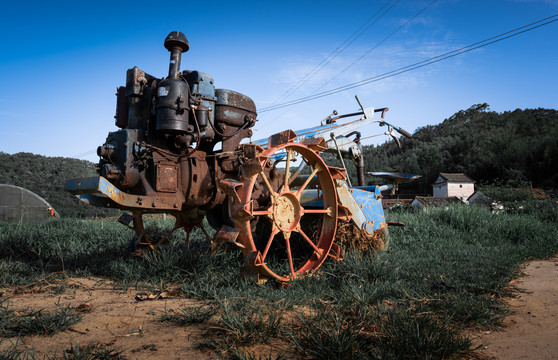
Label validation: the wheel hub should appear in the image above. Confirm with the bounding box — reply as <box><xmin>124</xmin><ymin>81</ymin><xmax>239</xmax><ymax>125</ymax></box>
<box><xmin>272</xmin><ymin>193</ymin><xmax>301</xmax><ymax>232</ymax></box>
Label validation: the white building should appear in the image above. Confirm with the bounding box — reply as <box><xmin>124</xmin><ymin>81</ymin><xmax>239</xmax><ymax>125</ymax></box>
<box><xmin>432</xmin><ymin>173</ymin><xmax>475</xmax><ymax>201</ymax></box>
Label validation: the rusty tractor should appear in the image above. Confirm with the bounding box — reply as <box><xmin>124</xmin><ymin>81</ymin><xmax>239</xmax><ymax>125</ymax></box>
<box><xmin>66</xmin><ymin>31</ymin><xmax>413</xmax><ymax>282</ymax></box>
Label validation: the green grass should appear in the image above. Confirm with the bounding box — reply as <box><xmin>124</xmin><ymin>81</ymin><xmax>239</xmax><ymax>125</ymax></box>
<box><xmin>1</xmin><ymin>195</ymin><xmax>557</xmax><ymax>358</ymax></box>
<box><xmin>0</xmin><ymin>299</ymin><xmax>82</xmax><ymax>338</ymax></box>
<box><xmin>63</xmin><ymin>342</ymin><xmax>124</xmax><ymax>360</ymax></box>
<box><xmin>157</xmin><ymin>304</ymin><xmax>216</xmax><ymax>325</ymax></box>
<box><xmin>217</xmin><ymin>298</ymin><xmax>287</xmax><ymax>346</ymax></box>
<box><xmin>0</xmin><ymin>338</ymin><xmax>39</xmax><ymax>360</ymax></box>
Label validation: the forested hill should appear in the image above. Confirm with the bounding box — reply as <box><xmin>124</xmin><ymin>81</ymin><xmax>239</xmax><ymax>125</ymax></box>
<box><xmin>363</xmin><ymin>104</ymin><xmax>558</xmax><ymax>191</ymax></box>
<box><xmin>0</xmin><ymin>152</ymin><xmax>117</xmax><ymax>218</ymax></box>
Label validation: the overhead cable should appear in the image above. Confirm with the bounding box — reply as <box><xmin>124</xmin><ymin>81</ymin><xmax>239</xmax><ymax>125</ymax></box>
<box><xmin>266</xmin><ymin>0</ymin><xmax>400</xmax><ymax>108</ymax></box>
<box><xmin>311</xmin><ymin>0</ymin><xmax>438</xmax><ymax>95</ymax></box>
<box><xmin>259</xmin><ymin>14</ymin><xmax>558</xmax><ymax>113</ymax></box>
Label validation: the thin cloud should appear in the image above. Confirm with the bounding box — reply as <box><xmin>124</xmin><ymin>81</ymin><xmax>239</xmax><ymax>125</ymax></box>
<box><xmin>262</xmin><ymin>38</ymin><xmax>465</xmax><ymax>108</ymax></box>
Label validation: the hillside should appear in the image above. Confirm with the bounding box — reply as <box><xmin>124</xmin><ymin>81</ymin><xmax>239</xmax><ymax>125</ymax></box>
<box><xmin>363</xmin><ymin>104</ymin><xmax>558</xmax><ymax>192</ymax></box>
<box><xmin>0</xmin><ymin>152</ymin><xmax>117</xmax><ymax>218</ymax></box>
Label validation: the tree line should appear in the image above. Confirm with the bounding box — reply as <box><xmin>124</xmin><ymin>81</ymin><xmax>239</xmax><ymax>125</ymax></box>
<box><xmin>361</xmin><ymin>104</ymin><xmax>558</xmax><ymax>193</ymax></box>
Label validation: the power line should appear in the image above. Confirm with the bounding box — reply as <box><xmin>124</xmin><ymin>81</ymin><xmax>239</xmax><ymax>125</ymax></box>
<box><xmin>266</xmin><ymin>0</ymin><xmax>400</xmax><ymax>109</ymax></box>
<box><xmin>71</xmin><ymin>149</ymin><xmax>97</xmax><ymax>159</ymax></box>
<box><xmin>311</xmin><ymin>0</ymin><xmax>438</xmax><ymax>95</ymax></box>
<box><xmin>257</xmin><ymin>0</ymin><xmax>405</xmax><ymax>132</ymax></box>
<box><xmin>259</xmin><ymin>13</ymin><xmax>558</xmax><ymax>113</ymax></box>
<box><xmin>261</xmin><ymin>14</ymin><xmax>558</xmax><ymax>112</ymax></box>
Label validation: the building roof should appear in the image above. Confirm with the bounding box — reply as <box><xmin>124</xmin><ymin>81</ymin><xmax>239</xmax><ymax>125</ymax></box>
<box><xmin>433</xmin><ymin>173</ymin><xmax>475</xmax><ymax>184</ymax></box>
<box><xmin>382</xmin><ymin>198</ymin><xmax>413</xmax><ymax>208</ymax></box>
<box><xmin>467</xmin><ymin>191</ymin><xmax>487</xmax><ymax>202</ymax></box>
<box><xmin>412</xmin><ymin>196</ymin><xmax>463</xmax><ymax>207</ymax></box>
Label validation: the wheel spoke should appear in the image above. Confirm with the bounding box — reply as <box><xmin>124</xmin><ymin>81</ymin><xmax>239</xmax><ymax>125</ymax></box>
<box><xmin>288</xmin><ymin>155</ymin><xmax>307</xmax><ymax>186</ymax></box>
<box><xmin>284</xmin><ymin>233</ymin><xmax>296</xmax><ymax>279</ymax></box>
<box><xmin>296</xmin><ymin>227</ymin><xmax>322</xmax><ymax>256</ymax></box>
<box><xmin>296</xmin><ymin>166</ymin><xmax>320</xmax><ymax>196</ymax></box>
<box><xmin>261</xmin><ymin>226</ymin><xmax>279</xmax><ymax>262</ymax></box>
<box><xmin>258</xmin><ymin>169</ymin><xmax>276</xmax><ymax>196</ymax></box>
<box><xmin>283</xmin><ymin>150</ymin><xmax>292</xmax><ymax>192</ymax></box>
<box><xmin>302</xmin><ymin>208</ymin><xmax>329</xmax><ymax>214</ymax></box>
<box><xmin>251</xmin><ymin>209</ymin><xmax>272</xmax><ymax>216</ymax></box>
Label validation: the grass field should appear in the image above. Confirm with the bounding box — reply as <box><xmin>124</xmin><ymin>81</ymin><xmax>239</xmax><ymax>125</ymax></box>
<box><xmin>1</xmin><ymin>190</ymin><xmax>557</xmax><ymax>359</ymax></box>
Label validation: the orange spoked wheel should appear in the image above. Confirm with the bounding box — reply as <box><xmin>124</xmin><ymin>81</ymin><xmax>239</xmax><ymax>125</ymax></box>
<box><xmin>235</xmin><ymin>142</ymin><xmax>338</xmax><ymax>282</ymax></box>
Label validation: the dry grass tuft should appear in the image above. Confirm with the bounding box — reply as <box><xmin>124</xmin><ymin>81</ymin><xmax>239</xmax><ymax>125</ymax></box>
<box><xmin>335</xmin><ymin>221</ymin><xmax>387</xmax><ymax>252</ymax></box>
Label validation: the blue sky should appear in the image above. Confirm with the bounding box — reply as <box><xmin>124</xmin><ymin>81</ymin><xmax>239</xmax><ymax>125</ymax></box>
<box><xmin>1</xmin><ymin>0</ymin><xmax>557</xmax><ymax>161</ymax></box>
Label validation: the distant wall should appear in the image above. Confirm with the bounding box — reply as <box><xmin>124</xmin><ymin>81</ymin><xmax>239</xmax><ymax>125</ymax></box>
<box><xmin>433</xmin><ymin>183</ymin><xmax>474</xmax><ymax>200</ymax></box>
<box><xmin>433</xmin><ymin>184</ymin><xmax>448</xmax><ymax>197</ymax></box>
<box><xmin>447</xmin><ymin>183</ymin><xmax>475</xmax><ymax>200</ymax></box>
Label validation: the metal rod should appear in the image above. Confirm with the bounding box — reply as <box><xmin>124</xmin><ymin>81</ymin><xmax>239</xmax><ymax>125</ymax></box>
<box><xmin>330</xmin><ymin>132</ymin><xmax>351</xmax><ymax>187</ymax></box>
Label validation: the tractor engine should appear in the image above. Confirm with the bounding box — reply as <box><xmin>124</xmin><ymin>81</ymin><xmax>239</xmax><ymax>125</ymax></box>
<box><xmin>96</xmin><ymin>31</ymin><xmax>257</xmax><ymax>226</ymax></box>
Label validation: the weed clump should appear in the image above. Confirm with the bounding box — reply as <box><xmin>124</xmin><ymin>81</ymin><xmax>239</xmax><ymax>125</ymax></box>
<box><xmin>217</xmin><ymin>299</ymin><xmax>286</xmax><ymax>346</ymax></box>
<box><xmin>64</xmin><ymin>341</ymin><xmax>124</xmax><ymax>359</ymax></box>
<box><xmin>188</xmin><ymin>299</ymin><xmax>291</xmax><ymax>358</ymax></box>
<box><xmin>0</xmin><ymin>299</ymin><xmax>82</xmax><ymax>337</ymax></box>
<box><xmin>374</xmin><ymin>304</ymin><xmax>475</xmax><ymax>359</ymax></box>
<box><xmin>286</xmin><ymin>303</ymin><xmax>376</xmax><ymax>360</ymax></box>
<box><xmin>157</xmin><ymin>304</ymin><xmax>216</xmax><ymax>325</ymax></box>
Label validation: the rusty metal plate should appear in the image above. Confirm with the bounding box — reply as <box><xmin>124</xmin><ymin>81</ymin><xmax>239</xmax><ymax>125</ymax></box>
<box><xmin>300</xmin><ymin>137</ymin><xmax>327</xmax><ymax>152</ymax></box>
<box><xmin>220</xmin><ymin>178</ymin><xmax>243</xmax><ymax>202</ymax></box>
<box><xmin>242</xmin><ymin>158</ymin><xmax>263</xmax><ymax>178</ymax></box>
<box><xmin>214</xmin><ymin>224</ymin><xmax>245</xmax><ymax>249</ymax></box>
<box><xmin>156</xmin><ymin>164</ymin><xmax>179</xmax><ymax>192</ymax></box>
<box><xmin>328</xmin><ymin>242</ymin><xmax>343</xmax><ymax>260</ymax></box>
<box><xmin>240</xmin><ymin>143</ymin><xmax>264</xmax><ymax>159</ymax></box>
<box><xmin>328</xmin><ymin>166</ymin><xmax>347</xmax><ymax>180</ymax></box>
<box><xmin>268</xmin><ymin>129</ymin><xmax>297</xmax><ymax>148</ymax></box>
<box><xmin>231</xmin><ymin>204</ymin><xmax>255</xmax><ymax>223</ymax></box>
<box><xmin>66</xmin><ymin>176</ymin><xmax>182</xmax><ymax>210</ymax></box>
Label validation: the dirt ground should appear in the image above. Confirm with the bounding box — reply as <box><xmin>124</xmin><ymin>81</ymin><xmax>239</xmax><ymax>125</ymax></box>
<box><xmin>474</xmin><ymin>256</ymin><xmax>558</xmax><ymax>360</ymax></box>
<box><xmin>0</xmin><ymin>278</ymin><xmax>216</xmax><ymax>359</ymax></box>
<box><xmin>1</xmin><ymin>257</ymin><xmax>557</xmax><ymax>359</ymax></box>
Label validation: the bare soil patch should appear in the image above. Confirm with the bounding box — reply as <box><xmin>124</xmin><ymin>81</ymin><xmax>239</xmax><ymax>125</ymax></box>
<box><xmin>473</xmin><ymin>257</ymin><xmax>558</xmax><ymax>359</ymax></box>
<box><xmin>1</xmin><ymin>278</ymin><xmax>213</xmax><ymax>359</ymax></box>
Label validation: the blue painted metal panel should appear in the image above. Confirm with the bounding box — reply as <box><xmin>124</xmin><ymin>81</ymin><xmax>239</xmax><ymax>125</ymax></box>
<box><xmin>350</xmin><ymin>187</ymin><xmax>385</xmax><ymax>230</ymax></box>
<box><xmin>300</xmin><ymin>184</ymin><xmax>385</xmax><ymax>231</ymax></box>
<box><xmin>299</xmin><ymin>189</ymin><xmax>323</xmax><ymax>208</ymax></box>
